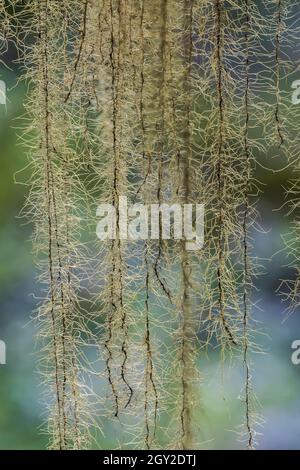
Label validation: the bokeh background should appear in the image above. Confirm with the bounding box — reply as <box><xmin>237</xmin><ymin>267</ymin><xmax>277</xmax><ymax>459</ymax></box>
<box><xmin>1</xmin><ymin>8</ymin><xmax>300</xmax><ymax>451</ymax></box>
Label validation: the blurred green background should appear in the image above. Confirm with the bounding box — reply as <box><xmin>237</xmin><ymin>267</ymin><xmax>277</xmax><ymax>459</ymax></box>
<box><xmin>1</xmin><ymin>15</ymin><xmax>300</xmax><ymax>451</ymax></box>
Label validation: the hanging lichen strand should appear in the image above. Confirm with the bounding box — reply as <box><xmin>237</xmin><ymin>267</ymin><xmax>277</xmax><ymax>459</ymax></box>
<box><xmin>94</xmin><ymin>0</ymin><xmax>135</xmax><ymax>419</ymax></box>
<box><xmin>278</xmin><ymin>1</ymin><xmax>300</xmax><ymax>316</ymax></box>
<box><xmin>21</xmin><ymin>0</ymin><xmax>96</xmax><ymax>449</ymax></box>
<box><xmin>8</xmin><ymin>0</ymin><xmax>299</xmax><ymax>451</ymax></box>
